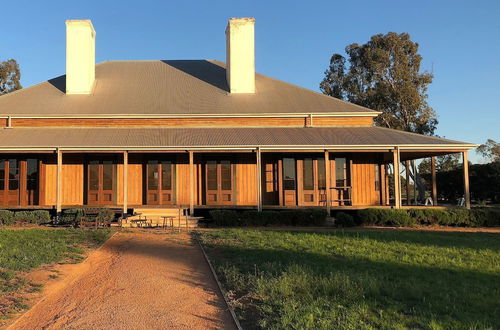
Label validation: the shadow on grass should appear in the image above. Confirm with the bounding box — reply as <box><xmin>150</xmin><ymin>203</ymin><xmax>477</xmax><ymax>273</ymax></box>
<box><xmin>200</xmin><ymin>231</ymin><xmax>500</xmax><ymax>328</ymax></box>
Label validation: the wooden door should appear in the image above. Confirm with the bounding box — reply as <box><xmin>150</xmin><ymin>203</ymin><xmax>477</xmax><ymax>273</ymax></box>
<box><xmin>88</xmin><ymin>160</ymin><xmax>115</xmax><ymax>205</ymax></box>
<box><xmin>282</xmin><ymin>158</ymin><xmax>296</xmax><ymax>206</ymax></box>
<box><xmin>146</xmin><ymin>160</ymin><xmax>174</xmax><ymax>205</ymax></box>
<box><xmin>23</xmin><ymin>159</ymin><xmax>39</xmax><ymax>206</ymax></box>
<box><xmin>300</xmin><ymin>157</ymin><xmax>327</xmax><ymax>206</ymax></box>
<box><xmin>0</xmin><ymin>159</ymin><xmax>20</xmax><ymax>206</ymax></box>
<box><xmin>206</xmin><ymin>160</ymin><xmax>233</xmax><ymax>205</ymax></box>
<box><xmin>262</xmin><ymin>158</ymin><xmax>279</xmax><ymax>205</ymax></box>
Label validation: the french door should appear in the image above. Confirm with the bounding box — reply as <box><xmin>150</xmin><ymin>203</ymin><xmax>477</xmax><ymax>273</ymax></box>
<box><xmin>0</xmin><ymin>158</ymin><xmax>39</xmax><ymax>206</ymax></box>
<box><xmin>300</xmin><ymin>157</ymin><xmax>326</xmax><ymax>206</ymax></box>
<box><xmin>206</xmin><ymin>160</ymin><xmax>233</xmax><ymax>205</ymax></box>
<box><xmin>278</xmin><ymin>157</ymin><xmax>328</xmax><ymax>207</ymax></box>
<box><xmin>88</xmin><ymin>160</ymin><xmax>115</xmax><ymax>205</ymax></box>
<box><xmin>146</xmin><ymin>160</ymin><xmax>174</xmax><ymax>205</ymax></box>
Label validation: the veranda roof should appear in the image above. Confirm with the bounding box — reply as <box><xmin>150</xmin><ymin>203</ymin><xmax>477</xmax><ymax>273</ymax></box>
<box><xmin>0</xmin><ymin>127</ymin><xmax>475</xmax><ymax>151</ymax></box>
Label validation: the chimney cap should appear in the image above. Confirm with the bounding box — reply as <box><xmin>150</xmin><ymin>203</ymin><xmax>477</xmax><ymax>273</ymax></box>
<box><xmin>65</xmin><ymin>19</ymin><xmax>96</xmax><ymax>34</ymax></box>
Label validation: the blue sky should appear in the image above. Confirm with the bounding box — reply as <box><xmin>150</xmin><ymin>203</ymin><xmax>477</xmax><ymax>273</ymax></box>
<box><xmin>3</xmin><ymin>0</ymin><xmax>499</xmax><ymax>162</ymax></box>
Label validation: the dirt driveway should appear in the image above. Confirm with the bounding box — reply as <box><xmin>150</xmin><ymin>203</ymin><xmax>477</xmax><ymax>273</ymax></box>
<box><xmin>9</xmin><ymin>231</ymin><xmax>236</xmax><ymax>330</ymax></box>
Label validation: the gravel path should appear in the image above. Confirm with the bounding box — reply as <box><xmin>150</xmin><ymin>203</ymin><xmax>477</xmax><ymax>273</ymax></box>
<box><xmin>10</xmin><ymin>231</ymin><xmax>236</xmax><ymax>329</ymax></box>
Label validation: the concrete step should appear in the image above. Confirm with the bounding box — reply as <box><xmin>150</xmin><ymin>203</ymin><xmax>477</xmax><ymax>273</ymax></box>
<box><xmin>133</xmin><ymin>208</ymin><xmax>184</xmax><ymax>215</ymax></box>
<box><xmin>122</xmin><ymin>217</ymin><xmax>200</xmax><ymax>228</ymax></box>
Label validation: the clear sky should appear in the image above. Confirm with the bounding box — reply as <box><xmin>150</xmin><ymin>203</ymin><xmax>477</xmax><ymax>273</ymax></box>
<box><xmin>3</xmin><ymin>0</ymin><xmax>499</xmax><ymax>162</ymax></box>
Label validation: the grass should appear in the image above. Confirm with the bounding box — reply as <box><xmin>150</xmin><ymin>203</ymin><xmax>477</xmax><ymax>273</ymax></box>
<box><xmin>0</xmin><ymin>228</ymin><xmax>113</xmax><ymax>319</ymax></box>
<box><xmin>198</xmin><ymin>229</ymin><xmax>500</xmax><ymax>329</ymax></box>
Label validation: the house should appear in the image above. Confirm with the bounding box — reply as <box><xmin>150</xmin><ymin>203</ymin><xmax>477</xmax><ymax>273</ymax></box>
<box><xmin>0</xmin><ymin>18</ymin><xmax>475</xmax><ymax>219</ymax></box>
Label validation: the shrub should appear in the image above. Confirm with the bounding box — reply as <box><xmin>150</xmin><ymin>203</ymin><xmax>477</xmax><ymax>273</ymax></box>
<box><xmin>357</xmin><ymin>209</ymin><xmax>415</xmax><ymax>227</ymax></box>
<box><xmin>30</xmin><ymin>210</ymin><xmax>51</xmax><ymax>224</ymax></box>
<box><xmin>407</xmin><ymin>209</ymin><xmax>450</xmax><ymax>226</ymax></box>
<box><xmin>96</xmin><ymin>208</ymin><xmax>115</xmax><ymax>223</ymax></box>
<box><xmin>335</xmin><ymin>212</ymin><xmax>356</xmax><ymax>227</ymax></box>
<box><xmin>0</xmin><ymin>210</ymin><xmax>14</xmax><ymax>225</ymax></box>
<box><xmin>60</xmin><ymin>208</ymin><xmax>84</xmax><ymax>226</ymax></box>
<box><xmin>472</xmin><ymin>209</ymin><xmax>500</xmax><ymax>227</ymax></box>
<box><xmin>12</xmin><ymin>210</ymin><xmax>51</xmax><ymax>225</ymax></box>
<box><xmin>210</xmin><ymin>209</ymin><xmax>328</xmax><ymax>227</ymax></box>
<box><xmin>357</xmin><ymin>208</ymin><xmax>500</xmax><ymax>228</ymax></box>
<box><xmin>210</xmin><ymin>210</ymin><xmax>241</xmax><ymax>226</ymax></box>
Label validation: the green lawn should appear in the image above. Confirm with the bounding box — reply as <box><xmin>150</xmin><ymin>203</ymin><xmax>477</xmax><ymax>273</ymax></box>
<box><xmin>198</xmin><ymin>229</ymin><xmax>500</xmax><ymax>329</ymax></box>
<box><xmin>0</xmin><ymin>228</ymin><xmax>113</xmax><ymax>319</ymax></box>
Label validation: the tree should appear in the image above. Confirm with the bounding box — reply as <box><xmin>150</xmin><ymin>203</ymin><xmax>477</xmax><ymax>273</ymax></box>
<box><xmin>418</xmin><ymin>153</ymin><xmax>461</xmax><ymax>174</ymax></box>
<box><xmin>0</xmin><ymin>59</ymin><xmax>22</xmax><ymax>95</ymax></box>
<box><xmin>320</xmin><ymin>32</ymin><xmax>437</xmax><ymax>135</ymax></box>
<box><xmin>477</xmin><ymin>139</ymin><xmax>500</xmax><ymax>163</ymax></box>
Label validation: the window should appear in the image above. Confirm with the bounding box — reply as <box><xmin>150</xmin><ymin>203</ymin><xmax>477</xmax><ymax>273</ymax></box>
<box><xmin>283</xmin><ymin>158</ymin><xmax>296</xmax><ymax>190</ymax></box>
<box><xmin>8</xmin><ymin>159</ymin><xmax>19</xmax><ymax>190</ymax></box>
<box><xmin>27</xmin><ymin>159</ymin><xmax>38</xmax><ymax>190</ymax></box>
<box><xmin>0</xmin><ymin>160</ymin><xmax>4</xmax><ymax>191</ymax></box>
<box><xmin>374</xmin><ymin>164</ymin><xmax>380</xmax><ymax>192</ymax></box>
<box><xmin>102</xmin><ymin>161</ymin><xmax>113</xmax><ymax>190</ymax></box>
<box><xmin>89</xmin><ymin>161</ymin><xmax>99</xmax><ymax>191</ymax></box>
<box><xmin>207</xmin><ymin>161</ymin><xmax>217</xmax><ymax>190</ymax></box>
<box><xmin>147</xmin><ymin>160</ymin><xmax>159</xmax><ymax>190</ymax></box>
<box><xmin>220</xmin><ymin>161</ymin><xmax>232</xmax><ymax>190</ymax></box>
<box><xmin>161</xmin><ymin>161</ymin><xmax>172</xmax><ymax>190</ymax></box>
<box><xmin>317</xmin><ymin>158</ymin><xmax>326</xmax><ymax>190</ymax></box>
<box><xmin>303</xmin><ymin>158</ymin><xmax>314</xmax><ymax>190</ymax></box>
<box><xmin>335</xmin><ymin>158</ymin><xmax>347</xmax><ymax>187</ymax></box>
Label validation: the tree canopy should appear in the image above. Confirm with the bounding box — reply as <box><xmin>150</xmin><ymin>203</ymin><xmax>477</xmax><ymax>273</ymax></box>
<box><xmin>0</xmin><ymin>59</ymin><xmax>22</xmax><ymax>96</ymax></box>
<box><xmin>477</xmin><ymin>139</ymin><xmax>500</xmax><ymax>163</ymax></box>
<box><xmin>320</xmin><ymin>32</ymin><xmax>437</xmax><ymax>135</ymax></box>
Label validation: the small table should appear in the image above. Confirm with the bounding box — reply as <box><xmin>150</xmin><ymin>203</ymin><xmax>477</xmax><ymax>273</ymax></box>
<box><xmin>161</xmin><ymin>216</ymin><xmax>175</xmax><ymax>229</ymax></box>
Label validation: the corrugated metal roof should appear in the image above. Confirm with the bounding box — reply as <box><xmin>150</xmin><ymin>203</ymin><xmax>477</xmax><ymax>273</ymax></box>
<box><xmin>0</xmin><ymin>60</ymin><xmax>375</xmax><ymax>116</ymax></box>
<box><xmin>0</xmin><ymin>127</ymin><xmax>474</xmax><ymax>149</ymax></box>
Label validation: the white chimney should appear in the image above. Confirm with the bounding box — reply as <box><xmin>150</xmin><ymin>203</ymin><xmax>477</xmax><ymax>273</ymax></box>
<box><xmin>225</xmin><ymin>18</ymin><xmax>255</xmax><ymax>94</ymax></box>
<box><xmin>65</xmin><ymin>20</ymin><xmax>96</xmax><ymax>94</ymax></box>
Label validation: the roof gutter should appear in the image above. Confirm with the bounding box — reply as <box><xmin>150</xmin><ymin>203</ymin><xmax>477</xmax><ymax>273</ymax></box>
<box><xmin>0</xmin><ymin>112</ymin><xmax>381</xmax><ymax>119</ymax></box>
<box><xmin>0</xmin><ymin>144</ymin><xmax>478</xmax><ymax>152</ymax></box>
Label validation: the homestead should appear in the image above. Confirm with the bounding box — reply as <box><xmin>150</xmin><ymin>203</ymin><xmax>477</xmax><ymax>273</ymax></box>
<box><xmin>0</xmin><ymin>18</ymin><xmax>475</xmax><ymax>216</ymax></box>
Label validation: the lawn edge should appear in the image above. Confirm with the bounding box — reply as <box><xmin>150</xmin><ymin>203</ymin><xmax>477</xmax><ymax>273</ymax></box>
<box><xmin>195</xmin><ymin>234</ymin><xmax>243</xmax><ymax>330</ymax></box>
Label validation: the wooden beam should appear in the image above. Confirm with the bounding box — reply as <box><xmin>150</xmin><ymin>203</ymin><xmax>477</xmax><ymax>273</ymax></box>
<box><xmin>56</xmin><ymin>149</ymin><xmax>62</xmax><ymax>213</ymax></box>
<box><xmin>393</xmin><ymin>148</ymin><xmax>401</xmax><ymax>209</ymax></box>
<box><xmin>324</xmin><ymin>150</ymin><xmax>331</xmax><ymax>214</ymax></box>
<box><xmin>380</xmin><ymin>164</ymin><xmax>386</xmax><ymax>205</ymax></box>
<box><xmin>431</xmin><ymin>157</ymin><xmax>437</xmax><ymax>206</ymax></box>
<box><xmin>256</xmin><ymin>147</ymin><xmax>262</xmax><ymax>211</ymax></box>
<box><xmin>123</xmin><ymin>151</ymin><xmax>128</xmax><ymax>214</ymax></box>
<box><xmin>462</xmin><ymin>151</ymin><xmax>470</xmax><ymax>209</ymax></box>
<box><xmin>189</xmin><ymin>151</ymin><xmax>194</xmax><ymax>215</ymax></box>
<box><xmin>405</xmin><ymin>160</ymin><xmax>411</xmax><ymax>206</ymax></box>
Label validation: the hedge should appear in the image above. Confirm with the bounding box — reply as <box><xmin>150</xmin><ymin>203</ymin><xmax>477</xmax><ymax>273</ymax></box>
<box><xmin>0</xmin><ymin>210</ymin><xmax>52</xmax><ymax>225</ymax></box>
<box><xmin>335</xmin><ymin>212</ymin><xmax>356</xmax><ymax>227</ymax></box>
<box><xmin>59</xmin><ymin>208</ymin><xmax>85</xmax><ymax>226</ymax></box>
<box><xmin>58</xmin><ymin>208</ymin><xmax>115</xmax><ymax>226</ymax></box>
<box><xmin>0</xmin><ymin>210</ymin><xmax>14</xmax><ymax>225</ymax></box>
<box><xmin>356</xmin><ymin>208</ymin><xmax>500</xmax><ymax>227</ymax></box>
<box><xmin>209</xmin><ymin>209</ymin><xmax>328</xmax><ymax>227</ymax></box>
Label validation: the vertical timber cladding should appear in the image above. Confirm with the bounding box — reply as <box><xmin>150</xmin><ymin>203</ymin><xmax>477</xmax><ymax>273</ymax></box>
<box><xmin>350</xmin><ymin>153</ymin><xmax>382</xmax><ymax>206</ymax></box>
<box><xmin>235</xmin><ymin>153</ymin><xmax>257</xmax><ymax>206</ymax></box>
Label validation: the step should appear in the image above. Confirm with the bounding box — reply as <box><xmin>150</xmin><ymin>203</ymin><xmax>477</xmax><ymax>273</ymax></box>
<box><xmin>133</xmin><ymin>208</ymin><xmax>185</xmax><ymax>216</ymax></box>
<box><xmin>122</xmin><ymin>217</ymin><xmax>200</xmax><ymax>228</ymax></box>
